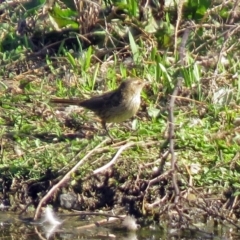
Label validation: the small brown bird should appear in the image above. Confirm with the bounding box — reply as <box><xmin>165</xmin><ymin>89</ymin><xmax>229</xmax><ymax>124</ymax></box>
<box><xmin>50</xmin><ymin>78</ymin><xmax>146</xmax><ymax>134</ymax></box>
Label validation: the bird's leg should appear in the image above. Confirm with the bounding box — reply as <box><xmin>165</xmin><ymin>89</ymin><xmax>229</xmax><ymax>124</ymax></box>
<box><xmin>102</xmin><ymin>121</ymin><xmax>114</xmax><ymax>142</ymax></box>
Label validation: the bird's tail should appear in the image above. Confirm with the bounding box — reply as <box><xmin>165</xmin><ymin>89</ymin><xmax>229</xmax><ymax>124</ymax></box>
<box><xmin>50</xmin><ymin>98</ymin><xmax>82</xmax><ymax>105</ymax></box>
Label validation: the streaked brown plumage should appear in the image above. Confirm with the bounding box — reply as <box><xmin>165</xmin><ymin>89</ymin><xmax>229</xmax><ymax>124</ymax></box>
<box><xmin>50</xmin><ymin>78</ymin><xmax>146</xmax><ymax>133</ymax></box>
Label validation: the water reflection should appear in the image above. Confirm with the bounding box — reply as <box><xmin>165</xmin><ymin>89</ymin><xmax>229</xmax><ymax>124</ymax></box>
<box><xmin>0</xmin><ymin>211</ymin><xmax>232</xmax><ymax>239</ymax></box>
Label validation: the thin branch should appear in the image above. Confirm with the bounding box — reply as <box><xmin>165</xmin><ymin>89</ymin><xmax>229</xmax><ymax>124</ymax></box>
<box><xmin>34</xmin><ymin>138</ymin><xmax>110</xmax><ymax>220</ymax></box>
<box><xmin>93</xmin><ymin>140</ymin><xmax>157</xmax><ymax>175</ymax></box>
<box><xmin>76</xmin><ymin>215</ymin><xmax>126</xmax><ymax>230</ymax></box>
<box><xmin>169</xmin><ymin>27</ymin><xmax>190</xmax><ymax>203</ymax></box>
<box><xmin>174</xmin><ymin>0</ymin><xmax>184</xmax><ymax>55</ymax></box>
<box><xmin>93</xmin><ymin>142</ymin><xmax>134</xmax><ymax>175</ymax></box>
<box><xmin>168</xmin><ymin>77</ymin><xmax>182</xmax><ymax>203</ymax></box>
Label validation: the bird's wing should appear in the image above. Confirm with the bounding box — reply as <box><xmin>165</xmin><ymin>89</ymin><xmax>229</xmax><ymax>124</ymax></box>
<box><xmin>79</xmin><ymin>89</ymin><xmax>122</xmax><ymax>111</ymax></box>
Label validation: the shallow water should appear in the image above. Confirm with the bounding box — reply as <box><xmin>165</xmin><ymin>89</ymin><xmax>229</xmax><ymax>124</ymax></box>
<box><xmin>0</xmin><ymin>212</ymin><xmax>234</xmax><ymax>239</ymax></box>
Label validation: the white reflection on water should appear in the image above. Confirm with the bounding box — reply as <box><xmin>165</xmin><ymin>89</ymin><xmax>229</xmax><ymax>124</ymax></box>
<box><xmin>41</xmin><ymin>206</ymin><xmax>61</xmax><ymax>239</ymax></box>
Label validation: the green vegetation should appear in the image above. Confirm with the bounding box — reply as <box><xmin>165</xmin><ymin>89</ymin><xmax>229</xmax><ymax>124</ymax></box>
<box><xmin>0</xmin><ymin>0</ymin><xmax>240</xmax><ymax>229</ymax></box>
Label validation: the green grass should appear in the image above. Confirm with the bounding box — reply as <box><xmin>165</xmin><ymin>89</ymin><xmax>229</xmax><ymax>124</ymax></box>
<box><xmin>0</xmin><ymin>0</ymin><xmax>240</xmax><ymax>229</ymax></box>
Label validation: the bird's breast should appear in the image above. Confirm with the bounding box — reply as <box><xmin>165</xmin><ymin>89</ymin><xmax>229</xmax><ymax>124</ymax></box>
<box><xmin>103</xmin><ymin>93</ymin><xmax>141</xmax><ymax>123</ymax></box>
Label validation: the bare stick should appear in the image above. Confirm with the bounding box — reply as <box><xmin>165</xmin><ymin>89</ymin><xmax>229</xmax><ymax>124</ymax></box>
<box><xmin>93</xmin><ymin>141</ymin><xmax>134</xmax><ymax>175</ymax></box>
<box><xmin>174</xmin><ymin>0</ymin><xmax>184</xmax><ymax>55</ymax></box>
<box><xmin>168</xmin><ymin>78</ymin><xmax>182</xmax><ymax>203</ymax></box>
<box><xmin>34</xmin><ymin>138</ymin><xmax>110</xmax><ymax>220</ymax></box>
<box><xmin>169</xmin><ymin>28</ymin><xmax>190</xmax><ymax>203</ymax></box>
<box><xmin>76</xmin><ymin>215</ymin><xmax>126</xmax><ymax>230</ymax></box>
